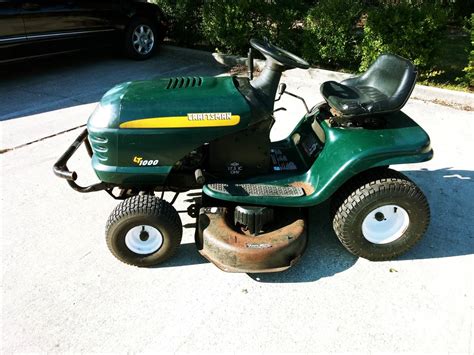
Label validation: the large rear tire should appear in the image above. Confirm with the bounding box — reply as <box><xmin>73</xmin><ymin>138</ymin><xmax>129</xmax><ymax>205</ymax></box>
<box><xmin>332</xmin><ymin>169</ymin><xmax>430</xmax><ymax>261</ymax></box>
<box><xmin>106</xmin><ymin>195</ymin><xmax>182</xmax><ymax>267</ymax></box>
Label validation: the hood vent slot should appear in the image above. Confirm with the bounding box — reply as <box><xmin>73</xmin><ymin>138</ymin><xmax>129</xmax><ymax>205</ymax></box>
<box><xmin>166</xmin><ymin>77</ymin><xmax>203</xmax><ymax>90</ymax></box>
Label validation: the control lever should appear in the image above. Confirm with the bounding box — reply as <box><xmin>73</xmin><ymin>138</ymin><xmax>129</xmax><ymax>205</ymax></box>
<box><xmin>358</xmin><ymin>101</ymin><xmax>373</xmax><ymax>113</ymax></box>
<box><xmin>275</xmin><ymin>83</ymin><xmax>287</xmax><ymax>102</ymax></box>
<box><xmin>195</xmin><ymin>169</ymin><xmax>205</xmax><ymax>185</ymax></box>
<box><xmin>275</xmin><ymin>83</ymin><xmax>310</xmax><ymax>114</ymax></box>
<box><xmin>247</xmin><ymin>48</ymin><xmax>254</xmax><ymax>80</ymax></box>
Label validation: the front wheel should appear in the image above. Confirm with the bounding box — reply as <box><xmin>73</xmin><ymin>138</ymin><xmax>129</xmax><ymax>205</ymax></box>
<box><xmin>124</xmin><ymin>17</ymin><xmax>160</xmax><ymax>60</ymax></box>
<box><xmin>332</xmin><ymin>169</ymin><xmax>430</xmax><ymax>261</ymax></box>
<box><xmin>106</xmin><ymin>195</ymin><xmax>182</xmax><ymax>267</ymax></box>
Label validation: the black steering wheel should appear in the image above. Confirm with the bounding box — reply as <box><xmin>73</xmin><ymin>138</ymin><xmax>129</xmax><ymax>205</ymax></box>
<box><xmin>250</xmin><ymin>38</ymin><xmax>310</xmax><ymax>70</ymax></box>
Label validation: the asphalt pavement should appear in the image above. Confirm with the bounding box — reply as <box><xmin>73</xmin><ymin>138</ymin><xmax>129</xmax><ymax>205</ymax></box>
<box><xmin>1</xmin><ymin>46</ymin><xmax>473</xmax><ymax>353</ymax></box>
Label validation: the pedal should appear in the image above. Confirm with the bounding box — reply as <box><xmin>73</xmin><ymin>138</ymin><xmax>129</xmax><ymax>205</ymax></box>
<box><xmin>206</xmin><ymin>183</ymin><xmax>304</xmax><ymax>197</ymax></box>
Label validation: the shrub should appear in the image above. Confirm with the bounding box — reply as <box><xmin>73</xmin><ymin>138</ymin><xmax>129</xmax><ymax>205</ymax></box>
<box><xmin>360</xmin><ymin>2</ymin><xmax>448</xmax><ymax>71</ymax></box>
<box><xmin>202</xmin><ymin>0</ymin><xmax>306</xmax><ymax>55</ymax></box>
<box><xmin>447</xmin><ymin>0</ymin><xmax>474</xmax><ymax>23</ymax></box>
<box><xmin>152</xmin><ymin>0</ymin><xmax>204</xmax><ymax>46</ymax></box>
<box><xmin>303</xmin><ymin>0</ymin><xmax>364</xmax><ymax>69</ymax></box>
<box><xmin>462</xmin><ymin>14</ymin><xmax>474</xmax><ymax>88</ymax></box>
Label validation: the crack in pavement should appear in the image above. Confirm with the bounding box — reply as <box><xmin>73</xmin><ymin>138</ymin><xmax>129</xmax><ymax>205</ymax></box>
<box><xmin>411</xmin><ymin>96</ymin><xmax>474</xmax><ymax>111</ymax></box>
<box><xmin>0</xmin><ymin>91</ymin><xmax>95</xmax><ymax>121</ymax></box>
<box><xmin>0</xmin><ymin>124</ymin><xmax>86</xmax><ymax>154</ymax></box>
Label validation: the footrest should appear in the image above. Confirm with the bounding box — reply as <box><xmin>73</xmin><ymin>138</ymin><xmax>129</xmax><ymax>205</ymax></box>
<box><xmin>206</xmin><ymin>183</ymin><xmax>304</xmax><ymax>197</ymax></box>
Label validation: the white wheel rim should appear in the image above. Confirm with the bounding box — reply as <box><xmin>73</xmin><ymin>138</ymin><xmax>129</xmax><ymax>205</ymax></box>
<box><xmin>132</xmin><ymin>25</ymin><xmax>155</xmax><ymax>55</ymax></box>
<box><xmin>362</xmin><ymin>205</ymin><xmax>409</xmax><ymax>244</ymax></box>
<box><xmin>125</xmin><ymin>225</ymin><xmax>163</xmax><ymax>255</ymax></box>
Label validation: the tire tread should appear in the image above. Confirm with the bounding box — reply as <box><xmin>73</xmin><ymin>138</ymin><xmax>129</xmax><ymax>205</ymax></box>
<box><xmin>332</xmin><ymin>168</ymin><xmax>430</xmax><ymax>261</ymax></box>
<box><xmin>105</xmin><ymin>195</ymin><xmax>182</xmax><ymax>266</ymax></box>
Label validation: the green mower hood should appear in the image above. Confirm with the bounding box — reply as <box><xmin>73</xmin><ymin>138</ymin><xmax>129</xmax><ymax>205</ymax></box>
<box><xmin>88</xmin><ymin>76</ymin><xmax>251</xmax><ymax>130</ymax></box>
<box><xmin>87</xmin><ymin>76</ymin><xmax>253</xmax><ymax>185</ymax></box>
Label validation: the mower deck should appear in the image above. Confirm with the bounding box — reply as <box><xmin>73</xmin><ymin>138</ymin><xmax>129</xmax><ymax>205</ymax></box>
<box><xmin>196</xmin><ymin>207</ymin><xmax>307</xmax><ymax>273</ymax></box>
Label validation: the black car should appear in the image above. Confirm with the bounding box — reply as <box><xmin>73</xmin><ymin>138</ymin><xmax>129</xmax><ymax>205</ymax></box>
<box><xmin>0</xmin><ymin>0</ymin><xmax>167</xmax><ymax>63</ymax></box>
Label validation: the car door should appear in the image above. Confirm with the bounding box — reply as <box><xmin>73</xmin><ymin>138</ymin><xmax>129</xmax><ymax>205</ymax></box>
<box><xmin>0</xmin><ymin>0</ymin><xmax>27</xmax><ymax>62</ymax></box>
<box><xmin>22</xmin><ymin>0</ymin><xmax>93</xmax><ymax>37</ymax></box>
<box><xmin>22</xmin><ymin>0</ymin><xmax>123</xmax><ymax>37</ymax></box>
<box><xmin>72</xmin><ymin>0</ymin><xmax>124</xmax><ymax>31</ymax></box>
<box><xmin>21</xmin><ymin>0</ymin><xmax>123</xmax><ymax>56</ymax></box>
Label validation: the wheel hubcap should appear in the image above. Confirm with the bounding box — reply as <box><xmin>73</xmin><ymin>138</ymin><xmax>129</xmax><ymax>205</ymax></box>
<box><xmin>132</xmin><ymin>25</ymin><xmax>155</xmax><ymax>55</ymax></box>
<box><xmin>362</xmin><ymin>205</ymin><xmax>409</xmax><ymax>244</ymax></box>
<box><xmin>125</xmin><ymin>225</ymin><xmax>163</xmax><ymax>254</ymax></box>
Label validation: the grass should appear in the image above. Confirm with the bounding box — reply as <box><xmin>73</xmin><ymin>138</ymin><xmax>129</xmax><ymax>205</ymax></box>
<box><xmin>418</xmin><ymin>27</ymin><xmax>471</xmax><ymax>92</ymax></box>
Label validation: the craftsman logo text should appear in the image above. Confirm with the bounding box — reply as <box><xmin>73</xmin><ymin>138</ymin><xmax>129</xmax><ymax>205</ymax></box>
<box><xmin>187</xmin><ymin>112</ymin><xmax>232</xmax><ymax>121</ymax></box>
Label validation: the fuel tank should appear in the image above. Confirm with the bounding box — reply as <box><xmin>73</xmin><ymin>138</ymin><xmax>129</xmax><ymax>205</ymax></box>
<box><xmin>87</xmin><ymin>76</ymin><xmax>261</xmax><ymax>186</ymax></box>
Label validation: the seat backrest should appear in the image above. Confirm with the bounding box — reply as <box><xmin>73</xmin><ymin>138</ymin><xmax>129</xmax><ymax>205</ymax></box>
<box><xmin>358</xmin><ymin>54</ymin><xmax>417</xmax><ymax>110</ymax></box>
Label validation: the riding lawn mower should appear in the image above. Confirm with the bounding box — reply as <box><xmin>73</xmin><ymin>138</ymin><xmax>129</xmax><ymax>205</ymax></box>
<box><xmin>54</xmin><ymin>39</ymin><xmax>432</xmax><ymax>272</ymax></box>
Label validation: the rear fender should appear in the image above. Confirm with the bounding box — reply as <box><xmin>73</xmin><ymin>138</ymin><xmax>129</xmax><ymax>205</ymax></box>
<box><xmin>203</xmin><ymin>111</ymin><xmax>432</xmax><ymax>207</ymax></box>
<box><xmin>305</xmin><ymin>115</ymin><xmax>432</xmax><ymax>204</ymax></box>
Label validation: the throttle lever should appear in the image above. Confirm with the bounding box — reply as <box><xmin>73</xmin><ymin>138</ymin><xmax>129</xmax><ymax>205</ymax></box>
<box><xmin>275</xmin><ymin>83</ymin><xmax>310</xmax><ymax>114</ymax></box>
<box><xmin>275</xmin><ymin>83</ymin><xmax>287</xmax><ymax>102</ymax></box>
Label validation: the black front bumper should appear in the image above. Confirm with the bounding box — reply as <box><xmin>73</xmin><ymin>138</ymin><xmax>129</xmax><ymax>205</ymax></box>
<box><xmin>53</xmin><ymin>129</ymin><xmax>109</xmax><ymax>193</ymax></box>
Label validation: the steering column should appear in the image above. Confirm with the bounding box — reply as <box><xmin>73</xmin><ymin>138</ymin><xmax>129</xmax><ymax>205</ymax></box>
<box><xmin>249</xmin><ymin>39</ymin><xmax>309</xmax><ymax>111</ymax></box>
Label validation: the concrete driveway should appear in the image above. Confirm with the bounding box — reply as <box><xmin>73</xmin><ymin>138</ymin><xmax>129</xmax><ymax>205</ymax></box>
<box><xmin>1</xmin><ymin>46</ymin><xmax>473</xmax><ymax>353</ymax></box>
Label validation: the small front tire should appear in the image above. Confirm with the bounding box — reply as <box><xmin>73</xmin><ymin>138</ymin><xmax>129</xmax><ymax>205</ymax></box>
<box><xmin>106</xmin><ymin>195</ymin><xmax>182</xmax><ymax>267</ymax></box>
<box><xmin>332</xmin><ymin>169</ymin><xmax>430</xmax><ymax>261</ymax></box>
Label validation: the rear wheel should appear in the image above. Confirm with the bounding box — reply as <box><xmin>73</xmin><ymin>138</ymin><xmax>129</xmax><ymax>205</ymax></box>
<box><xmin>332</xmin><ymin>169</ymin><xmax>430</xmax><ymax>260</ymax></box>
<box><xmin>106</xmin><ymin>195</ymin><xmax>182</xmax><ymax>267</ymax></box>
<box><xmin>124</xmin><ymin>17</ymin><xmax>159</xmax><ymax>60</ymax></box>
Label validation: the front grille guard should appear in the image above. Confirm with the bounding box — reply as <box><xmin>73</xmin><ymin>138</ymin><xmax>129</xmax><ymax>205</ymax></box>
<box><xmin>52</xmin><ymin>129</ymin><xmax>110</xmax><ymax>193</ymax></box>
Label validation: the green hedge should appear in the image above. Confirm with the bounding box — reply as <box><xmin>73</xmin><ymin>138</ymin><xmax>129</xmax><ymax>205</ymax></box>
<box><xmin>303</xmin><ymin>0</ymin><xmax>364</xmax><ymax>68</ymax></box>
<box><xmin>153</xmin><ymin>0</ymin><xmax>459</xmax><ymax>77</ymax></box>
<box><xmin>152</xmin><ymin>0</ymin><xmax>203</xmax><ymax>46</ymax></box>
<box><xmin>360</xmin><ymin>3</ymin><xmax>448</xmax><ymax>71</ymax></box>
<box><xmin>462</xmin><ymin>14</ymin><xmax>474</xmax><ymax>87</ymax></box>
<box><xmin>201</xmin><ymin>0</ymin><xmax>306</xmax><ymax>55</ymax></box>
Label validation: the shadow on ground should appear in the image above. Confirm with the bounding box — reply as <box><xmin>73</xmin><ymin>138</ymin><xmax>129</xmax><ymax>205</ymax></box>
<box><xmin>0</xmin><ymin>45</ymin><xmax>227</xmax><ymax>121</ymax></box>
<box><xmin>254</xmin><ymin>167</ymin><xmax>474</xmax><ymax>283</ymax></box>
<box><xmin>159</xmin><ymin>168</ymin><xmax>474</xmax><ymax>283</ymax></box>
<box><xmin>249</xmin><ymin>201</ymin><xmax>357</xmax><ymax>283</ymax></box>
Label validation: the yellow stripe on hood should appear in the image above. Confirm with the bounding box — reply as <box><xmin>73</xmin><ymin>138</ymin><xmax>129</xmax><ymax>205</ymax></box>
<box><xmin>120</xmin><ymin>114</ymin><xmax>241</xmax><ymax>129</ymax></box>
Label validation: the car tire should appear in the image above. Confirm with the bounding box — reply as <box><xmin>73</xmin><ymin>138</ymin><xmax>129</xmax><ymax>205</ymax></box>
<box><xmin>124</xmin><ymin>17</ymin><xmax>160</xmax><ymax>60</ymax></box>
<box><xmin>332</xmin><ymin>168</ymin><xmax>430</xmax><ymax>261</ymax></box>
<box><xmin>106</xmin><ymin>195</ymin><xmax>182</xmax><ymax>267</ymax></box>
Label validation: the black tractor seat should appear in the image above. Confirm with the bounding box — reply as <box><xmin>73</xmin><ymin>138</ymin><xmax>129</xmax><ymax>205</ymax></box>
<box><xmin>321</xmin><ymin>54</ymin><xmax>417</xmax><ymax>118</ymax></box>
